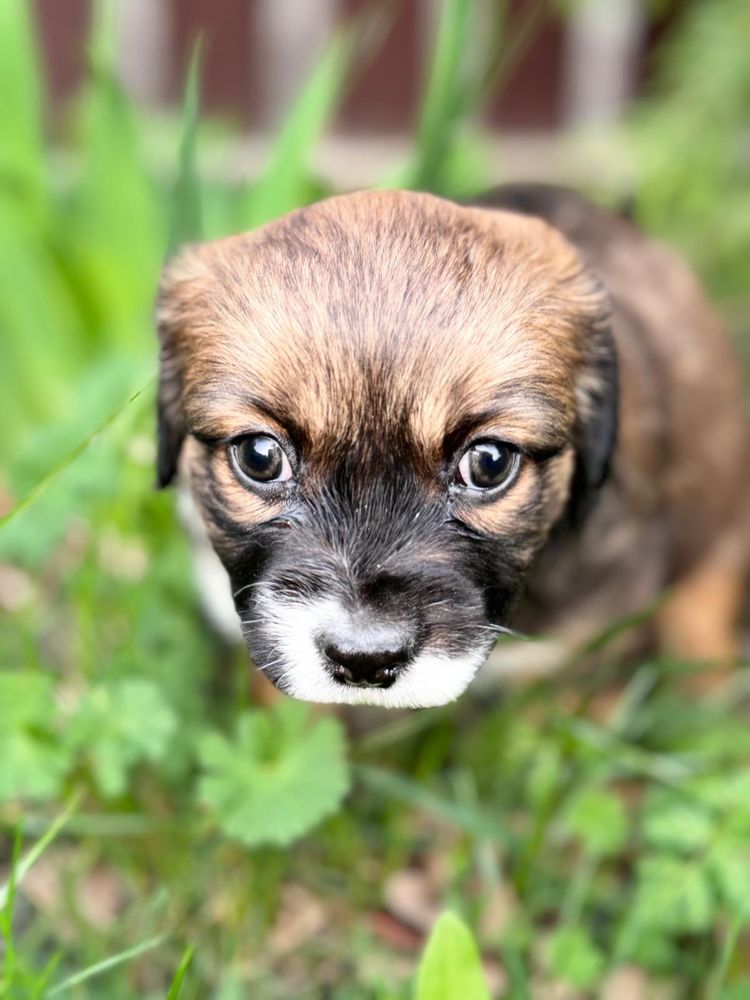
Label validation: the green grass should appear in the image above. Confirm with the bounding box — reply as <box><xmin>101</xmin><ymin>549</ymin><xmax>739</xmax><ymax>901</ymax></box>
<box><xmin>1</xmin><ymin>0</ymin><xmax>749</xmax><ymax>997</ymax></box>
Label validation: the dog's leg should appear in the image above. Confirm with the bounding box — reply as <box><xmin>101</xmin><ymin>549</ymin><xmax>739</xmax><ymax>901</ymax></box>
<box><xmin>656</xmin><ymin>555</ymin><xmax>747</xmax><ymax>694</ymax></box>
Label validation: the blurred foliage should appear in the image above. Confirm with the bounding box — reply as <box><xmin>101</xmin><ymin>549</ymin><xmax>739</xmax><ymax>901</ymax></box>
<box><xmin>624</xmin><ymin>0</ymin><xmax>750</xmax><ymax>313</ymax></box>
<box><xmin>1</xmin><ymin>0</ymin><xmax>749</xmax><ymax>997</ymax></box>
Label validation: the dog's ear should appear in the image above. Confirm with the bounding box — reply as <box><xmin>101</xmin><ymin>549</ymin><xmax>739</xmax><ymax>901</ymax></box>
<box><xmin>155</xmin><ymin>347</ymin><xmax>184</xmax><ymax>488</ymax></box>
<box><xmin>154</xmin><ymin>246</ymin><xmax>207</xmax><ymax>488</ymax></box>
<box><xmin>569</xmin><ymin>274</ymin><xmax>619</xmax><ymax>523</ymax></box>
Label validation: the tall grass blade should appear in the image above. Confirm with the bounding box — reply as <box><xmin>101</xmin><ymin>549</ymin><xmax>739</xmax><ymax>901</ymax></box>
<box><xmin>0</xmin><ymin>381</ymin><xmax>151</xmax><ymax>531</ymax></box>
<box><xmin>0</xmin><ymin>793</ymin><xmax>80</xmax><ymax>910</ymax></box>
<box><xmin>169</xmin><ymin>40</ymin><xmax>204</xmax><ymax>254</ymax></box>
<box><xmin>0</xmin><ymin>0</ymin><xmax>46</xmax><ymax>209</ymax></box>
<box><xmin>47</xmin><ymin>934</ymin><xmax>167</xmax><ymax>995</ymax></box>
<box><xmin>357</xmin><ymin>765</ymin><xmax>511</xmax><ymax>844</ymax></box>
<box><xmin>0</xmin><ymin>831</ymin><xmax>23</xmax><ymax>993</ymax></box>
<box><xmin>389</xmin><ymin>0</ymin><xmax>499</xmax><ymax>195</ymax></box>
<box><xmin>70</xmin><ymin>0</ymin><xmax>163</xmax><ymax>343</ymax></box>
<box><xmin>0</xmin><ymin>205</ymin><xmax>81</xmax><ymax>447</ymax></box>
<box><xmin>481</xmin><ymin>0</ymin><xmax>547</xmax><ymax>97</ymax></box>
<box><xmin>165</xmin><ymin>945</ymin><xmax>195</xmax><ymax>999</ymax></box>
<box><xmin>240</xmin><ymin>28</ymin><xmax>353</xmax><ymax>228</ymax></box>
<box><xmin>412</xmin><ymin>0</ymin><xmax>476</xmax><ymax>187</ymax></box>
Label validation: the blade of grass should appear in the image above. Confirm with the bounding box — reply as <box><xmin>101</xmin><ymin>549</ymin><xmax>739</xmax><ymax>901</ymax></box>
<box><xmin>168</xmin><ymin>40</ymin><xmax>204</xmax><ymax>254</ymax></box>
<box><xmin>0</xmin><ymin>792</ymin><xmax>81</xmax><ymax>910</ymax></box>
<box><xmin>0</xmin><ymin>379</ymin><xmax>152</xmax><ymax>531</ymax></box>
<box><xmin>573</xmin><ymin>596</ymin><xmax>665</xmax><ymax>659</ymax></box>
<box><xmin>0</xmin><ymin>203</ymin><xmax>82</xmax><ymax>441</ymax></box>
<box><xmin>354</xmin><ymin>706</ymin><xmax>450</xmax><ymax>755</ymax></box>
<box><xmin>395</xmin><ymin>0</ymin><xmax>553</xmax><ymax>195</ymax></box>
<box><xmin>0</xmin><ymin>828</ymin><xmax>23</xmax><ymax>987</ymax></box>
<box><xmin>71</xmin><ymin>0</ymin><xmax>163</xmax><ymax>338</ymax></box>
<box><xmin>240</xmin><ymin>27</ymin><xmax>353</xmax><ymax>228</ymax></box>
<box><xmin>395</xmin><ymin>0</ymin><xmax>508</xmax><ymax>194</ymax></box>
<box><xmin>480</xmin><ymin>0</ymin><xmax>550</xmax><ymax>98</ymax></box>
<box><xmin>5</xmin><ymin>811</ymin><xmax>174</xmax><ymax>839</ymax></box>
<box><xmin>165</xmin><ymin>945</ymin><xmax>195</xmax><ymax>1000</ymax></box>
<box><xmin>356</xmin><ymin>764</ymin><xmax>513</xmax><ymax>845</ymax></box>
<box><xmin>411</xmin><ymin>0</ymin><xmax>477</xmax><ymax>189</ymax></box>
<box><xmin>46</xmin><ymin>934</ymin><xmax>167</xmax><ymax>996</ymax></box>
<box><xmin>0</xmin><ymin>0</ymin><xmax>45</xmax><ymax>209</ymax></box>
<box><xmin>562</xmin><ymin>717</ymin><xmax>700</xmax><ymax>785</ymax></box>
<box><xmin>32</xmin><ymin>953</ymin><xmax>63</xmax><ymax>1000</ymax></box>
<box><xmin>706</xmin><ymin>911</ymin><xmax>743</xmax><ymax>1000</ymax></box>
<box><xmin>500</xmin><ymin>942</ymin><xmax>531</xmax><ymax>1000</ymax></box>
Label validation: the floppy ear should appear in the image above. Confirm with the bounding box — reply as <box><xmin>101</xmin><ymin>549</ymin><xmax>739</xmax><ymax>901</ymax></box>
<box><xmin>155</xmin><ymin>346</ymin><xmax>185</xmax><ymax>488</ymax></box>
<box><xmin>154</xmin><ymin>246</ymin><xmax>205</xmax><ymax>488</ymax></box>
<box><xmin>569</xmin><ymin>276</ymin><xmax>619</xmax><ymax>523</ymax></box>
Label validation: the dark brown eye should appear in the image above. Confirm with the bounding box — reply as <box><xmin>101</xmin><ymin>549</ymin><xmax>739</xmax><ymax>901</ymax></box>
<box><xmin>456</xmin><ymin>440</ymin><xmax>520</xmax><ymax>491</ymax></box>
<box><xmin>230</xmin><ymin>434</ymin><xmax>293</xmax><ymax>485</ymax></box>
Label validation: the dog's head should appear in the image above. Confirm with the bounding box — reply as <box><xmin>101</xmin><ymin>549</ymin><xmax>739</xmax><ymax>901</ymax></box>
<box><xmin>155</xmin><ymin>191</ymin><xmax>616</xmax><ymax>707</ymax></box>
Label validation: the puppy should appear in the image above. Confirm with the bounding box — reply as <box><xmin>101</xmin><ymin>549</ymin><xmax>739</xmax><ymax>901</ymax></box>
<box><xmin>155</xmin><ymin>186</ymin><xmax>749</xmax><ymax>707</ymax></box>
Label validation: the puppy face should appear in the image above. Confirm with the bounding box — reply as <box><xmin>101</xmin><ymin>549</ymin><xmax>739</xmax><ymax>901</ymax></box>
<box><xmin>156</xmin><ymin>191</ymin><xmax>615</xmax><ymax>708</ymax></box>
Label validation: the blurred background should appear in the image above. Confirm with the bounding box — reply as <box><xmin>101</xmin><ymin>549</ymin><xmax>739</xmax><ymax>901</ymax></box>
<box><xmin>34</xmin><ymin>0</ymin><xmax>676</xmax><ymax>174</ymax></box>
<box><xmin>1</xmin><ymin>2</ymin><xmax>749</xmax><ymax>998</ymax></box>
<box><xmin>31</xmin><ymin>0</ymin><xmax>741</xmax><ymax>205</ymax></box>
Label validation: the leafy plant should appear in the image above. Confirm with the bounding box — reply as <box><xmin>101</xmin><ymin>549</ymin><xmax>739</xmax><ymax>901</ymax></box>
<box><xmin>546</xmin><ymin>926</ymin><xmax>604</xmax><ymax>991</ymax></box>
<box><xmin>0</xmin><ymin>674</ymin><xmax>71</xmax><ymax>803</ymax></box>
<box><xmin>623</xmin><ymin>0</ymin><xmax>750</xmax><ymax>307</ymax></box>
<box><xmin>65</xmin><ymin>678</ymin><xmax>178</xmax><ymax>798</ymax></box>
<box><xmin>199</xmin><ymin>701</ymin><xmax>350</xmax><ymax>847</ymax></box>
<box><xmin>415</xmin><ymin>912</ymin><xmax>489</xmax><ymax>1000</ymax></box>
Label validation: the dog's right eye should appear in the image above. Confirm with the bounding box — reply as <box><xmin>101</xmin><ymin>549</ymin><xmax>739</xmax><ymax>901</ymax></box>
<box><xmin>229</xmin><ymin>434</ymin><xmax>293</xmax><ymax>485</ymax></box>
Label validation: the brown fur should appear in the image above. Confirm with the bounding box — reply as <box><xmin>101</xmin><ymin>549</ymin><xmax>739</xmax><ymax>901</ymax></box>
<box><xmin>487</xmin><ymin>186</ymin><xmax>750</xmax><ymax>660</ymax></box>
<box><xmin>157</xmin><ymin>187</ymin><xmax>749</xmax><ymax>672</ymax></box>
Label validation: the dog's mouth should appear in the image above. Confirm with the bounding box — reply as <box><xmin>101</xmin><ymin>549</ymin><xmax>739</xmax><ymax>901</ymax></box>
<box><xmin>240</xmin><ymin>588</ymin><xmax>495</xmax><ymax>709</ymax></box>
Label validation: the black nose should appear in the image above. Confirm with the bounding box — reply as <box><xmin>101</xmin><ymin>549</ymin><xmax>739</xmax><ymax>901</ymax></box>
<box><xmin>320</xmin><ymin>622</ymin><xmax>414</xmax><ymax>689</ymax></box>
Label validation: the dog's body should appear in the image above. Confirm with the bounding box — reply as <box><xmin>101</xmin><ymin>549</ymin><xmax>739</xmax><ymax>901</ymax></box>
<box><xmin>479</xmin><ymin>186</ymin><xmax>749</xmax><ymax>665</ymax></box>
<box><xmin>156</xmin><ymin>186</ymin><xmax>749</xmax><ymax>707</ymax></box>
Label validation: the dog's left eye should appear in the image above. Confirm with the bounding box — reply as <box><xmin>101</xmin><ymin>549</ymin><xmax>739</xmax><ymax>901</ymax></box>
<box><xmin>456</xmin><ymin>440</ymin><xmax>520</xmax><ymax>491</ymax></box>
<box><xmin>229</xmin><ymin>434</ymin><xmax>293</xmax><ymax>485</ymax></box>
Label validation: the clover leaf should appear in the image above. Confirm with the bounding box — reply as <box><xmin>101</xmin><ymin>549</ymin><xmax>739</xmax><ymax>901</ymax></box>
<box><xmin>198</xmin><ymin>700</ymin><xmax>350</xmax><ymax>847</ymax></box>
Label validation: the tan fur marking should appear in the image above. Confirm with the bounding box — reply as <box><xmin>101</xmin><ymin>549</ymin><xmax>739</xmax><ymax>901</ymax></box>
<box><xmin>457</xmin><ymin>450</ymin><xmax>574</xmax><ymax>546</ymax></box>
<box><xmin>181</xmin><ymin>437</ymin><xmax>285</xmax><ymax>533</ymax></box>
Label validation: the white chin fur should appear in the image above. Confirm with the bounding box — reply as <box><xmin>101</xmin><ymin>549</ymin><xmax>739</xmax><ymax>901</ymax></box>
<box><xmin>250</xmin><ymin>592</ymin><xmax>488</xmax><ymax>709</ymax></box>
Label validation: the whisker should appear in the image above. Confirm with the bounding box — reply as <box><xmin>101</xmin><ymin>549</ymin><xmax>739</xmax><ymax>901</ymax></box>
<box><xmin>232</xmin><ymin>580</ymin><xmax>264</xmax><ymax>599</ymax></box>
<box><xmin>486</xmin><ymin>623</ymin><xmax>528</xmax><ymax>640</ymax></box>
<box><xmin>253</xmin><ymin>653</ymin><xmax>288</xmax><ymax>675</ymax></box>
